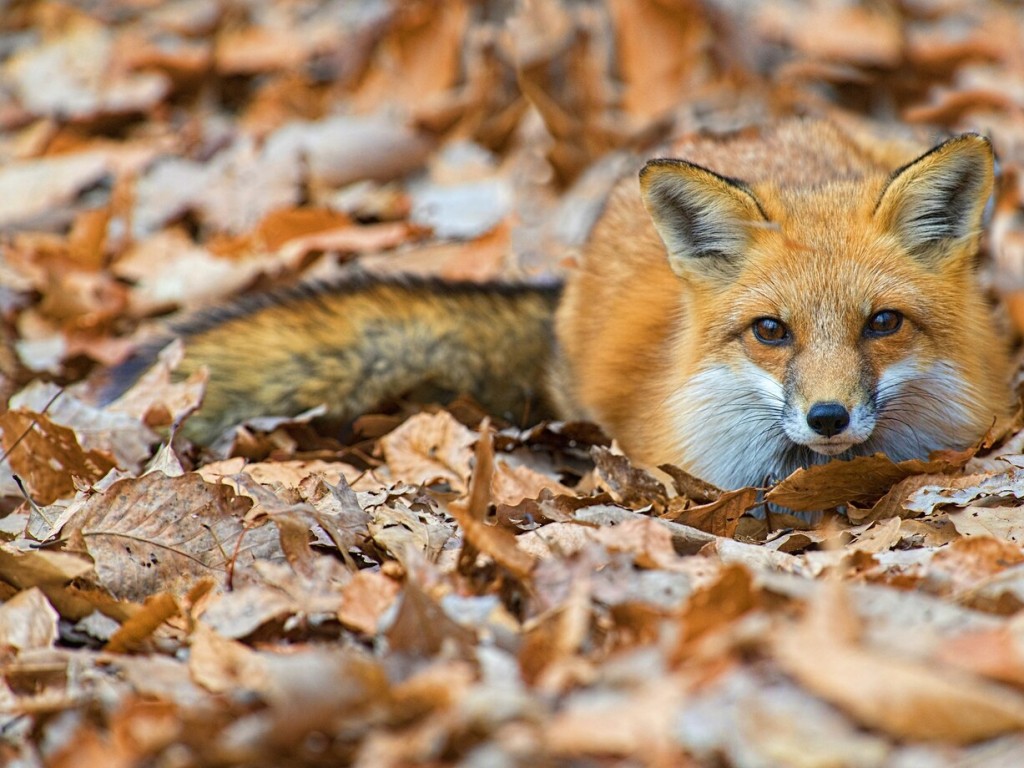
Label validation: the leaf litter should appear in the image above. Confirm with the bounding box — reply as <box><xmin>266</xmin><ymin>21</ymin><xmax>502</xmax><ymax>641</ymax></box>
<box><xmin>3</xmin><ymin>0</ymin><xmax>1024</xmax><ymax>766</ymax></box>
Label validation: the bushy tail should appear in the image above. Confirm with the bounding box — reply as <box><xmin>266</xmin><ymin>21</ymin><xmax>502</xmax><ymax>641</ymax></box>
<box><xmin>104</xmin><ymin>276</ymin><xmax>562</xmax><ymax>443</ymax></box>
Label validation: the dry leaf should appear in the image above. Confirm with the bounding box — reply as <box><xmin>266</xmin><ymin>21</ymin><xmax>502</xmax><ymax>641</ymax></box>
<box><xmin>66</xmin><ymin>472</ymin><xmax>283</xmax><ymax>602</ymax></box>
<box><xmin>105</xmin><ymin>593</ymin><xmax>180</xmax><ymax>653</ymax></box>
<box><xmin>767</xmin><ymin>452</ymin><xmax>973</xmax><ymax>512</ymax></box>
<box><xmin>0</xmin><ymin>408</ymin><xmax>117</xmax><ymax>505</ymax></box>
<box><xmin>338</xmin><ymin>570</ymin><xmax>400</xmax><ymax>635</ymax></box>
<box><xmin>188</xmin><ymin>623</ymin><xmax>270</xmax><ymax>694</ymax></box>
<box><xmin>773</xmin><ymin>584</ymin><xmax>1024</xmax><ymax>742</ymax></box>
<box><xmin>379</xmin><ymin>410</ymin><xmax>476</xmax><ymax>492</ymax></box>
<box><xmin>0</xmin><ymin>588</ymin><xmax>59</xmax><ymax>651</ymax></box>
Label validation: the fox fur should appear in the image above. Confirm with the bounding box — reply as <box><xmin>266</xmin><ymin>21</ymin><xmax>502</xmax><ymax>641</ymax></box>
<box><xmin>106</xmin><ymin>119</ymin><xmax>1010</xmax><ymax>490</ymax></box>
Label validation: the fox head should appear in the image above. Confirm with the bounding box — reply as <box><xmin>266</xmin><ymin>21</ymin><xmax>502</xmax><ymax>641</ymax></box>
<box><xmin>639</xmin><ymin>133</ymin><xmax>1007</xmax><ymax>489</ymax></box>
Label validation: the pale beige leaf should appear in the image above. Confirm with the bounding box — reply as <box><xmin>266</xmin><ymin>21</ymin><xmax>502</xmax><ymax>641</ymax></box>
<box><xmin>773</xmin><ymin>586</ymin><xmax>1024</xmax><ymax>742</ymax></box>
<box><xmin>379</xmin><ymin>411</ymin><xmax>475</xmax><ymax>492</ymax></box>
<box><xmin>189</xmin><ymin>623</ymin><xmax>270</xmax><ymax>694</ymax></box>
<box><xmin>0</xmin><ymin>588</ymin><xmax>58</xmax><ymax>651</ymax></box>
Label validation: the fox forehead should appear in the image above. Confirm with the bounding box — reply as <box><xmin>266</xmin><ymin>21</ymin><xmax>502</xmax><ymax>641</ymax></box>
<box><xmin>712</xmin><ymin>242</ymin><xmax>932</xmax><ymax>334</ymax></box>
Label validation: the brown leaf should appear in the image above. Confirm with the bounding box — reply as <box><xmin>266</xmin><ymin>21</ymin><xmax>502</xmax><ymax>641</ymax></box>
<box><xmin>449</xmin><ymin>424</ymin><xmax>537</xmax><ymax>581</ymax></box>
<box><xmin>113</xmin><ymin>229</ymin><xmax>269</xmax><ymax>315</ymax></box>
<box><xmin>609</xmin><ymin>0</ymin><xmax>713</xmax><ymax>122</ymax></box>
<box><xmin>0</xmin><ymin>408</ymin><xmax>117</xmax><ymax>505</ymax></box>
<box><xmin>5</xmin><ymin>16</ymin><xmax>169</xmax><ymax>120</ymax></box>
<box><xmin>66</xmin><ymin>472</ymin><xmax>283</xmax><ymax>602</ymax></box>
<box><xmin>104</xmin><ymin>339</ymin><xmax>206</xmax><ymax>431</ymax></box>
<box><xmin>772</xmin><ymin>583</ymin><xmax>1024</xmax><ymax>742</ymax></box>
<box><xmin>592</xmin><ymin>446</ymin><xmax>667</xmax><ymax>511</ymax></box>
<box><xmin>928</xmin><ymin>536</ymin><xmax>1024</xmax><ymax>605</ymax></box>
<box><xmin>0</xmin><ymin>543</ymin><xmax>93</xmax><ymax>591</ymax></box>
<box><xmin>591</xmin><ymin>516</ymin><xmax>686</xmax><ymax>571</ymax></box>
<box><xmin>298</xmin><ymin>474</ymin><xmax>371</xmax><ymax>557</ymax></box>
<box><xmin>905</xmin><ymin>469</ymin><xmax>1024</xmax><ymax>517</ymax></box>
<box><xmin>386</xmin><ymin>579</ymin><xmax>474</xmax><ymax>657</ymax></box>
<box><xmin>676</xmin><ymin>564</ymin><xmax>760</xmax><ymax>652</ymax></box>
<box><xmin>0</xmin><ymin>151</ymin><xmax>111</xmax><ymax>229</ymax></box>
<box><xmin>850</xmin><ymin>472</ymin><xmax>955</xmax><ymax>523</ymax></box>
<box><xmin>379</xmin><ymin>410</ymin><xmax>476</xmax><ymax>491</ymax></box>
<box><xmin>13</xmin><ymin>381</ymin><xmax>158</xmax><ymax>473</ymax></box>
<box><xmin>352</xmin><ymin>0</ymin><xmax>470</xmax><ymax>113</ymax></box>
<box><xmin>490</xmin><ymin>461</ymin><xmax>573</xmax><ymax>507</ymax></box>
<box><xmin>666</xmin><ymin>486</ymin><xmax>758</xmax><ymax>539</ymax></box>
<box><xmin>338</xmin><ymin>570</ymin><xmax>400</xmax><ymax>636</ymax></box>
<box><xmin>105</xmin><ymin>593</ymin><xmax>179</xmax><ymax>654</ymax></box>
<box><xmin>948</xmin><ymin>505</ymin><xmax>1024</xmax><ymax>544</ymax></box>
<box><xmin>658</xmin><ymin>463</ymin><xmax>722</xmax><ymax>504</ymax></box>
<box><xmin>936</xmin><ymin>627</ymin><xmax>1024</xmax><ymax>690</ymax></box>
<box><xmin>196</xmin><ymin>586</ymin><xmax>295</xmax><ymax>640</ymax></box>
<box><xmin>766</xmin><ymin>452</ymin><xmax>973</xmax><ymax>512</ymax></box>
<box><xmin>214</xmin><ymin>25</ymin><xmax>308</xmax><ymax>75</ymax></box>
<box><xmin>188</xmin><ymin>622</ymin><xmax>269</xmax><ymax>695</ymax></box>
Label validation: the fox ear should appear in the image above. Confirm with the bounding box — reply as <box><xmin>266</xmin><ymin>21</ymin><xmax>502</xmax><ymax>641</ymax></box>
<box><xmin>874</xmin><ymin>134</ymin><xmax>994</xmax><ymax>266</ymax></box>
<box><xmin>640</xmin><ymin>159</ymin><xmax>768</xmax><ymax>278</ymax></box>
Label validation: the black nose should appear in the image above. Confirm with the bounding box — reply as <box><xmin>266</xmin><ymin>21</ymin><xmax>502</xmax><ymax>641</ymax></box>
<box><xmin>806</xmin><ymin>401</ymin><xmax>850</xmax><ymax>437</ymax></box>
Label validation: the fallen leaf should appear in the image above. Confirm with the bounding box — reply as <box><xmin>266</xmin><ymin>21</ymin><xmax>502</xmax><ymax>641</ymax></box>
<box><xmin>450</xmin><ymin>423</ymin><xmax>536</xmax><ymax>581</ymax></box>
<box><xmin>338</xmin><ymin>570</ymin><xmax>400</xmax><ymax>635</ymax></box>
<box><xmin>490</xmin><ymin>460</ymin><xmax>572</xmax><ymax>508</ymax></box>
<box><xmin>906</xmin><ymin>470</ymin><xmax>1024</xmax><ymax>516</ymax></box>
<box><xmin>105</xmin><ymin>593</ymin><xmax>179</xmax><ymax>653</ymax></box>
<box><xmin>0</xmin><ymin>408</ymin><xmax>117</xmax><ymax>505</ymax></box>
<box><xmin>65</xmin><ymin>472</ymin><xmax>283</xmax><ymax>602</ymax></box>
<box><xmin>772</xmin><ymin>584</ymin><xmax>1024</xmax><ymax>742</ymax></box>
<box><xmin>5</xmin><ymin>17</ymin><xmax>169</xmax><ymax>120</ymax></box>
<box><xmin>0</xmin><ymin>588</ymin><xmax>59</xmax><ymax>651</ymax></box>
<box><xmin>592</xmin><ymin>446</ymin><xmax>667</xmax><ymax>511</ymax></box>
<box><xmin>12</xmin><ymin>380</ymin><xmax>158</xmax><ymax>471</ymax></box>
<box><xmin>948</xmin><ymin>505</ymin><xmax>1024</xmax><ymax>544</ymax></box>
<box><xmin>666</xmin><ymin>486</ymin><xmax>758</xmax><ymax>538</ymax></box>
<box><xmin>379</xmin><ymin>410</ymin><xmax>476</xmax><ymax>492</ymax></box>
<box><xmin>188</xmin><ymin>623</ymin><xmax>270</xmax><ymax>695</ymax></box>
<box><xmin>767</xmin><ymin>452</ymin><xmax>973</xmax><ymax>512</ymax></box>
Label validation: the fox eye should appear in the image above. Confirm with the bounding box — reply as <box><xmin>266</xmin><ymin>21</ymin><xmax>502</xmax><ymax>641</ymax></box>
<box><xmin>865</xmin><ymin>310</ymin><xmax>903</xmax><ymax>337</ymax></box>
<box><xmin>752</xmin><ymin>317</ymin><xmax>790</xmax><ymax>345</ymax></box>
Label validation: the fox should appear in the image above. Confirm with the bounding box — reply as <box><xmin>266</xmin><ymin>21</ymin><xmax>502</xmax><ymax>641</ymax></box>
<box><xmin>104</xmin><ymin>118</ymin><xmax>1010</xmax><ymax>492</ymax></box>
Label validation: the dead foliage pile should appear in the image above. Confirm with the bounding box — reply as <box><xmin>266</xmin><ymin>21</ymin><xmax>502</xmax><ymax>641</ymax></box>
<box><xmin>2</xmin><ymin>0</ymin><xmax>1024</xmax><ymax>765</ymax></box>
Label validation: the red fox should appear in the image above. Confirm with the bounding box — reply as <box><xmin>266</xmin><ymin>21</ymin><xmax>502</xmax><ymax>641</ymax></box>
<box><xmin>106</xmin><ymin>119</ymin><xmax>1010</xmax><ymax>491</ymax></box>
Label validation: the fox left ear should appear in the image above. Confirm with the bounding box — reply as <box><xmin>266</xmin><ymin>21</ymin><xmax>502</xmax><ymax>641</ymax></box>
<box><xmin>874</xmin><ymin>134</ymin><xmax>994</xmax><ymax>267</ymax></box>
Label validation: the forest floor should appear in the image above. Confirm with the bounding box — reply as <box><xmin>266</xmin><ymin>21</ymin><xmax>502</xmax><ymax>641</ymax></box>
<box><xmin>3</xmin><ymin>1</ymin><xmax>1024</xmax><ymax>765</ymax></box>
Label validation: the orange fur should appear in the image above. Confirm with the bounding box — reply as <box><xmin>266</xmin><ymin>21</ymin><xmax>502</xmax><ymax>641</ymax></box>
<box><xmin>109</xmin><ymin>120</ymin><xmax>1010</xmax><ymax>491</ymax></box>
<box><xmin>553</xmin><ymin>119</ymin><xmax>1009</xmax><ymax>488</ymax></box>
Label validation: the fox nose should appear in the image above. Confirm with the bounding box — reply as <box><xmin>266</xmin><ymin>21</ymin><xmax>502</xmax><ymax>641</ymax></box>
<box><xmin>806</xmin><ymin>401</ymin><xmax>850</xmax><ymax>437</ymax></box>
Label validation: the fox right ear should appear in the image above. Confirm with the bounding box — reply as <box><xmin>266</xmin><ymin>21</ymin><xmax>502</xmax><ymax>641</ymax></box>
<box><xmin>640</xmin><ymin>159</ymin><xmax>768</xmax><ymax>278</ymax></box>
